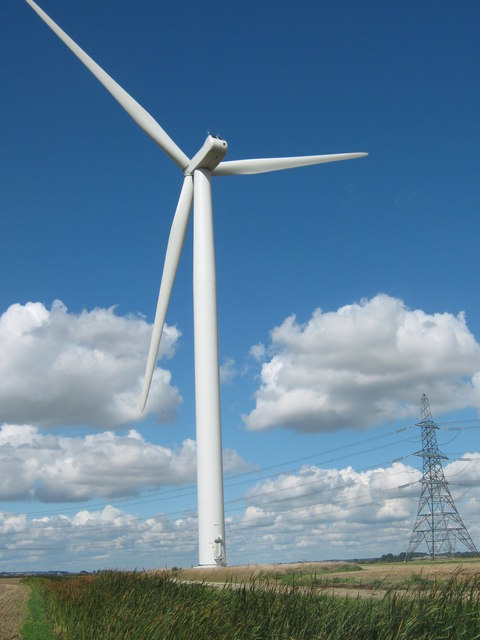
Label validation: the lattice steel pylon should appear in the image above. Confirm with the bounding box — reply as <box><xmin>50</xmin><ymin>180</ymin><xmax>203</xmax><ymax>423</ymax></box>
<box><xmin>405</xmin><ymin>394</ymin><xmax>478</xmax><ymax>560</ymax></box>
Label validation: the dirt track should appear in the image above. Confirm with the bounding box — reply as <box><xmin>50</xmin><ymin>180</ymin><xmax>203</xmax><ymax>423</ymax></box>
<box><xmin>0</xmin><ymin>579</ymin><xmax>29</xmax><ymax>640</ymax></box>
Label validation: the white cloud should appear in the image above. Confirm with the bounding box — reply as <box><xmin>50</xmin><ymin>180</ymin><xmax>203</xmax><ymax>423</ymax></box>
<box><xmin>244</xmin><ymin>294</ymin><xmax>480</xmax><ymax>432</ymax></box>
<box><xmin>249</xmin><ymin>343</ymin><xmax>266</xmax><ymax>361</ymax></box>
<box><xmin>0</xmin><ymin>506</ymin><xmax>198</xmax><ymax>571</ymax></box>
<box><xmin>2</xmin><ymin>456</ymin><xmax>480</xmax><ymax>570</ymax></box>
<box><xmin>225</xmin><ymin>457</ymin><xmax>480</xmax><ymax>563</ymax></box>
<box><xmin>242</xmin><ymin>463</ymin><xmax>420</xmax><ymax>519</ymax></box>
<box><xmin>220</xmin><ymin>357</ymin><xmax>237</xmax><ymax>384</ymax></box>
<box><xmin>0</xmin><ymin>301</ymin><xmax>181</xmax><ymax>428</ymax></box>
<box><xmin>0</xmin><ymin>424</ymin><xmax>251</xmax><ymax>502</ymax></box>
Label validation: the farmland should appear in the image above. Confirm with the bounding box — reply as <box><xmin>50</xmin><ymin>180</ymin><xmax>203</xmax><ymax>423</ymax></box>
<box><xmin>0</xmin><ymin>578</ymin><xmax>29</xmax><ymax>640</ymax></box>
<box><xmin>1</xmin><ymin>559</ymin><xmax>480</xmax><ymax>638</ymax></box>
<box><xmin>178</xmin><ymin>557</ymin><xmax>480</xmax><ymax>594</ymax></box>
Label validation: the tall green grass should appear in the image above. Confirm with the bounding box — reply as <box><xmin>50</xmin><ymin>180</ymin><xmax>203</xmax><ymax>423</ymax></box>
<box><xmin>40</xmin><ymin>570</ymin><xmax>480</xmax><ymax>639</ymax></box>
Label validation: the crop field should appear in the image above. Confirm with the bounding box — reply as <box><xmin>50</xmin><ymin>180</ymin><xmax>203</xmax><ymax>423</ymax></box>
<box><xmin>0</xmin><ymin>578</ymin><xmax>29</xmax><ymax>640</ymax></box>
<box><xmin>178</xmin><ymin>558</ymin><xmax>480</xmax><ymax>595</ymax></box>
<box><xmin>1</xmin><ymin>560</ymin><xmax>480</xmax><ymax>638</ymax></box>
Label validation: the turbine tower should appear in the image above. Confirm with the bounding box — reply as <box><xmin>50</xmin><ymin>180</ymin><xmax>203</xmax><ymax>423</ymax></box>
<box><xmin>24</xmin><ymin>0</ymin><xmax>367</xmax><ymax>567</ymax></box>
<box><xmin>405</xmin><ymin>394</ymin><xmax>478</xmax><ymax>560</ymax></box>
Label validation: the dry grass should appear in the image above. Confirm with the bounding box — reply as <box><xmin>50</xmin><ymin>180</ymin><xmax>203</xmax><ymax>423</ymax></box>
<box><xmin>173</xmin><ymin>557</ymin><xmax>480</xmax><ymax>594</ymax></box>
<box><xmin>0</xmin><ymin>578</ymin><xmax>30</xmax><ymax>640</ymax></box>
<box><xmin>351</xmin><ymin>557</ymin><xmax>480</xmax><ymax>590</ymax></box>
<box><xmin>176</xmin><ymin>560</ymin><xmax>356</xmax><ymax>582</ymax></box>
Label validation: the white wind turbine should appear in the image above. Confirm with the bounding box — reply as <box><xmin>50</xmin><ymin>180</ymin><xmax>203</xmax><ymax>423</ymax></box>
<box><xmin>25</xmin><ymin>0</ymin><xmax>367</xmax><ymax>567</ymax></box>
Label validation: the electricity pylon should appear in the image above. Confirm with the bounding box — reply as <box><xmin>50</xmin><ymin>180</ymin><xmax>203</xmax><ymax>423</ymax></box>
<box><xmin>405</xmin><ymin>394</ymin><xmax>478</xmax><ymax>560</ymax></box>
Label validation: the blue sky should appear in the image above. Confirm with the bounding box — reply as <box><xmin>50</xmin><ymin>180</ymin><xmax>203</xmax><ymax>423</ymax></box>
<box><xmin>1</xmin><ymin>0</ymin><xmax>480</xmax><ymax>571</ymax></box>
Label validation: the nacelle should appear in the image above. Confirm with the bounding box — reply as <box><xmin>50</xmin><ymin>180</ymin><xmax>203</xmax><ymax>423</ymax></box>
<box><xmin>184</xmin><ymin>135</ymin><xmax>228</xmax><ymax>175</ymax></box>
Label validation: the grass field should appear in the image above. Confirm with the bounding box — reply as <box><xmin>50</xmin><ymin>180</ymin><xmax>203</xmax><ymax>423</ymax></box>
<box><xmin>1</xmin><ymin>560</ymin><xmax>479</xmax><ymax>638</ymax></box>
<box><xmin>24</xmin><ymin>559</ymin><xmax>480</xmax><ymax>639</ymax></box>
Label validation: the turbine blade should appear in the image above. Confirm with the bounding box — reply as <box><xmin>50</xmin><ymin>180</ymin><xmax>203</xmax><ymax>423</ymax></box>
<box><xmin>141</xmin><ymin>176</ymin><xmax>194</xmax><ymax>411</ymax></box>
<box><xmin>213</xmin><ymin>152</ymin><xmax>367</xmax><ymax>176</ymax></box>
<box><xmin>25</xmin><ymin>0</ymin><xmax>190</xmax><ymax>170</ymax></box>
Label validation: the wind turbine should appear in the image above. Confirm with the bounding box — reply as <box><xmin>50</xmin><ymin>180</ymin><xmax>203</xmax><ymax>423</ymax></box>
<box><xmin>25</xmin><ymin>0</ymin><xmax>367</xmax><ymax>567</ymax></box>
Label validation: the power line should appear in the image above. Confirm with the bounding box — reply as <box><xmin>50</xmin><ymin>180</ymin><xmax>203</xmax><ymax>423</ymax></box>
<box><xmin>0</xmin><ymin>423</ymin><xmax>416</xmax><ymax>519</ymax></box>
<box><xmin>2</xmin><ymin>421</ymin><xmax>478</xmax><ymax>555</ymax></box>
<box><xmin>2</xmin><ymin>454</ymin><xmax>478</xmax><ymax>556</ymax></box>
<box><xmin>0</xmin><ymin>456</ymin><xmax>422</xmax><ymax>540</ymax></box>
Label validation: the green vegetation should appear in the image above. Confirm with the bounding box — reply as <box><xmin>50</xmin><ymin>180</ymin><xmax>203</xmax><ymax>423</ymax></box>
<box><xmin>28</xmin><ymin>570</ymin><xmax>480</xmax><ymax>639</ymax></box>
<box><xmin>404</xmin><ymin>573</ymin><xmax>435</xmax><ymax>590</ymax></box>
<box><xmin>20</xmin><ymin>580</ymin><xmax>53</xmax><ymax>640</ymax></box>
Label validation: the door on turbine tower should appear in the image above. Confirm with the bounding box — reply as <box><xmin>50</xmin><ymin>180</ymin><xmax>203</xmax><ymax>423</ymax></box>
<box><xmin>214</xmin><ymin>537</ymin><xmax>226</xmax><ymax>566</ymax></box>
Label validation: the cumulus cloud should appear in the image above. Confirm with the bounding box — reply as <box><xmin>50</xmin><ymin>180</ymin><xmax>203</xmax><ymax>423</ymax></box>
<box><xmin>0</xmin><ymin>301</ymin><xmax>181</xmax><ymax>428</ymax></box>
<box><xmin>2</xmin><ymin>456</ymin><xmax>479</xmax><ymax>570</ymax></box>
<box><xmin>0</xmin><ymin>424</ymin><xmax>251</xmax><ymax>503</ymax></box>
<box><xmin>226</xmin><ymin>457</ymin><xmax>480</xmax><ymax>563</ymax></box>
<box><xmin>242</xmin><ymin>462</ymin><xmax>420</xmax><ymax>521</ymax></box>
<box><xmin>0</xmin><ymin>506</ymin><xmax>198</xmax><ymax>571</ymax></box>
<box><xmin>244</xmin><ymin>295</ymin><xmax>480</xmax><ymax>432</ymax></box>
